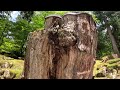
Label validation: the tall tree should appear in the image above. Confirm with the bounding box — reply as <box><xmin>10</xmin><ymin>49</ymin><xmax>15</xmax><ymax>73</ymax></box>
<box><xmin>94</xmin><ymin>11</ymin><xmax>120</xmax><ymax>57</ymax></box>
<box><xmin>0</xmin><ymin>11</ymin><xmax>70</xmax><ymax>57</ymax></box>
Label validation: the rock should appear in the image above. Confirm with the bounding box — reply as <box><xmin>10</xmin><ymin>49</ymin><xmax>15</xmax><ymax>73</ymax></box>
<box><xmin>3</xmin><ymin>69</ymin><xmax>16</xmax><ymax>79</ymax></box>
<box><xmin>95</xmin><ymin>66</ymin><xmax>108</xmax><ymax>77</ymax></box>
<box><xmin>3</xmin><ymin>69</ymin><xmax>11</xmax><ymax>79</ymax></box>
<box><xmin>102</xmin><ymin>66</ymin><xmax>107</xmax><ymax>76</ymax></box>
<box><xmin>107</xmin><ymin>73</ymin><xmax>113</xmax><ymax>79</ymax></box>
<box><xmin>112</xmin><ymin>69</ymin><xmax>117</xmax><ymax>79</ymax></box>
<box><xmin>106</xmin><ymin>69</ymin><xmax>118</xmax><ymax>79</ymax></box>
<box><xmin>1</xmin><ymin>62</ymin><xmax>9</xmax><ymax>68</ymax></box>
<box><xmin>1</xmin><ymin>62</ymin><xmax>13</xmax><ymax>68</ymax></box>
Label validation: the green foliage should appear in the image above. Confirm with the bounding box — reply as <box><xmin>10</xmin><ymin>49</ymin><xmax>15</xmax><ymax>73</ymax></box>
<box><xmin>0</xmin><ymin>14</ymin><xmax>32</xmax><ymax>57</ymax></box>
<box><xmin>0</xmin><ymin>11</ymin><xmax>70</xmax><ymax>58</ymax></box>
<box><xmin>30</xmin><ymin>11</ymin><xmax>69</xmax><ymax>30</ymax></box>
<box><xmin>97</xmin><ymin>30</ymin><xmax>113</xmax><ymax>58</ymax></box>
<box><xmin>94</xmin><ymin>58</ymin><xmax>120</xmax><ymax>79</ymax></box>
<box><xmin>0</xmin><ymin>38</ymin><xmax>17</xmax><ymax>53</ymax></box>
<box><xmin>94</xmin><ymin>11</ymin><xmax>120</xmax><ymax>58</ymax></box>
<box><xmin>0</xmin><ymin>11</ymin><xmax>119</xmax><ymax>59</ymax></box>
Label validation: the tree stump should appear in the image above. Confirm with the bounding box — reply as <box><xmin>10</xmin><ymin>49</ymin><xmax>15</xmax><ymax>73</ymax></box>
<box><xmin>24</xmin><ymin>12</ymin><xmax>97</xmax><ymax>79</ymax></box>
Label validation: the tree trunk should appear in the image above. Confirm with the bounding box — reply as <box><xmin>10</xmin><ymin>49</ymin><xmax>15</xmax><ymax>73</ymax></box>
<box><xmin>104</xmin><ymin>17</ymin><xmax>120</xmax><ymax>57</ymax></box>
<box><xmin>107</xmin><ymin>26</ymin><xmax>119</xmax><ymax>55</ymax></box>
<box><xmin>107</xmin><ymin>26</ymin><xmax>120</xmax><ymax>56</ymax></box>
<box><xmin>24</xmin><ymin>12</ymin><xmax>97</xmax><ymax>79</ymax></box>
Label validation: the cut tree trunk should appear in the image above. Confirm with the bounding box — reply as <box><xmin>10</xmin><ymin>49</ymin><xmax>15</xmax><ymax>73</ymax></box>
<box><xmin>24</xmin><ymin>12</ymin><xmax>97</xmax><ymax>79</ymax></box>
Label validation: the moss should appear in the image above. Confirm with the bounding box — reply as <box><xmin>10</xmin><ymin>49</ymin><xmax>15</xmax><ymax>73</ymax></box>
<box><xmin>0</xmin><ymin>55</ymin><xmax>24</xmax><ymax>79</ymax></box>
<box><xmin>107</xmin><ymin>64</ymin><xmax>118</xmax><ymax>69</ymax></box>
<box><xmin>94</xmin><ymin>58</ymin><xmax>120</xmax><ymax>79</ymax></box>
<box><xmin>106</xmin><ymin>58</ymin><xmax>120</xmax><ymax>64</ymax></box>
<box><xmin>93</xmin><ymin>60</ymin><xmax>102</xmax><ymax>76</ymax></box>
<box><xmin>10</xmin><ymin>69</ymin><xmax>23</xmax><ymax>79</ymax></box>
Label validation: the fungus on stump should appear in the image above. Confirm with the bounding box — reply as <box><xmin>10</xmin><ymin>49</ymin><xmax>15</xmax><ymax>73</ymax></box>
<box><xmin>24</xmin><ymin>12</ymin><xmax>97</xmax><ymax>79</ymax></box>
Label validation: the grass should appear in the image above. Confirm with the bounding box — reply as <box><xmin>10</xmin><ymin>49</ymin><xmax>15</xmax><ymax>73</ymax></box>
<box><xmin>0</xmin><ymin>54</ymin><xmax>120</xmax><ymax>79</ymax></box>
<box><xmin>0</xmin><ymin>54</ymin><xmax>24</xmax><ymax>79</ymax></box>
<box><xmin>94</xmin><ymin>58</ymin><xmax>120</xmax><ymax>79</ymax></box>
<box><xmin>106</xmin><ymin>58</ymin><xmax>120</xmax><ymax>64</ymax></box>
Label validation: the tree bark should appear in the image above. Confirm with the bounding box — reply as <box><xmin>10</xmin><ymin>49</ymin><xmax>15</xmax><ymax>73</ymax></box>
<box><xmin>107</xmin><ymin>26</ymin><xmax>120</xmax><ymax>56</ymax></box>
<box><xmin>104</xmin><ymin>17</ymin><xmax>120</xmax><ymax>57</ymax></box>
<box><xmin>24</xmin><ymin>12</ymin><xmax>97</xmax><ymax>79</ymax></box>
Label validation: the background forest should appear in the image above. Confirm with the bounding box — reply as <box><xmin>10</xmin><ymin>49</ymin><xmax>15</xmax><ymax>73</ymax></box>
<box><xmin>0</xmin><ymin>11</ymin><xmax>120</xmax><ymax>79</ymax></box>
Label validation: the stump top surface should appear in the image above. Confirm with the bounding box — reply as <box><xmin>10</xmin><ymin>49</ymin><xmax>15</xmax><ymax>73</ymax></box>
<box><xmin>63</xmin><ymin>12</ymin><xmax>92</xmax><ymax>17</ymax></box>
<box><xmin>45</xmin><ymin>15</ymin><xmax>62</xmax><ymax>19</ymax></box>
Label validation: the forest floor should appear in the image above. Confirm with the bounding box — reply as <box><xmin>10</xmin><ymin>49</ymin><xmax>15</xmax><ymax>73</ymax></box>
<box><xmin>94</xmin><ymin>58</ymin><xmax>120</xmax><ymax>79</ymax></box>
<box><xmin>0</xmin><ymin>54</ymin><xmax>120</xmax><ymax>79</ymax></box>
<box><xmin>0</xmin><ymin>54</ymin><xmax>24</xmax><ymax>79</ymax></box>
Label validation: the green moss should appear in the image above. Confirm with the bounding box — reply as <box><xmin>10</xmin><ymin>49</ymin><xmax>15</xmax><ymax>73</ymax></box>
<box><xmin>106</xmin><ymin>58</ymin><xmax>120</xmax><ymax>64</ymax></box>
<box><xmin>93</xmin><ymin>60</ymin><xmax>103</xmax><ymax>76</ymax></box>
<box><xmin>107</xmin><ymin>64</ymin><xmax>118</xmax><ymax>69</ymax></box>
<box><xmin>94</xmin><ymin>58</ymin><xmax>120</xmax><ymax>79</ymax></box>
<box><xmin>0</xmin><ymin>54</ymin><xmax>24</xmax><ymax>79</ymax></box>
<box><xmin>10</xmin><ymin>69</ymin><xmax>23</xmax><ymax>79</ymax></box>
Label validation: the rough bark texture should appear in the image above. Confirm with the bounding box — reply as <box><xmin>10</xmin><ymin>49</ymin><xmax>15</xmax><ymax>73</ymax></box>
<box><xmin>24</xmin><ymin>12</ymin><xmax>97</xmax><ymax>79</ymax></box>
<box><xmin>107</xmin><ymin>26</ymin><xmax>120</xmax><ymax>56</ymax></box>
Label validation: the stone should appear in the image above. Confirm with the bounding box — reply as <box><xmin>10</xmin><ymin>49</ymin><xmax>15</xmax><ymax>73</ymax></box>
<box><xmin>102</xmin><ymin>66</ymin><xmax>107</xmax><ymax>76</ymax></box>
<box><xmin>112</xmin><ymin>69</ymin><xmax>117</xmax><ymax>79</ymax></box>
<box><xmin>1</xmin><ymin>62</ymin><xmax>13</xmax><ymax>68</ymax></box>
<box><xmin>3</xmin><ymin>69</ymin><xmax>11</xmax><ymax>79</ymax></box>
<box><xmin>3</xmin><ymin>69</ymin><xmax>16</xmax><ymax>79</ymax></box>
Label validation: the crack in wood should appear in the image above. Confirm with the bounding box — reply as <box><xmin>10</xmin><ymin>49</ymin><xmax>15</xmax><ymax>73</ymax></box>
<box><xmin>25</xmin><ymin>12</ymin><xmax>97</xmax><ymax>79</ymax></box>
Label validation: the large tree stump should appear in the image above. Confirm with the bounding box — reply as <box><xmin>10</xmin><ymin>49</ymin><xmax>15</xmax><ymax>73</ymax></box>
<box><xmin>24</xmin><ymin>12</ymin><xmax>97</xmax><ymax>79</ymax></box>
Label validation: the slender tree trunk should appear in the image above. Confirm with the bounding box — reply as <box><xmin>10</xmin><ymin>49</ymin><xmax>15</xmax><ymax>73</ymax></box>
<box><xmin>107</xmin><ymin>26</ymin><xmax>120</xmax><ymax>55</ymax></box>
<box><xmin>104</xmin><ymin>17</ymin><xmax>120</xmax><ymax>57</ymax></box>
<box><xmin>24</xmin><ymin>13</ymin><xmax>97</xmax><ymax>79</ymax></box>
